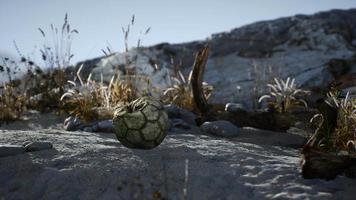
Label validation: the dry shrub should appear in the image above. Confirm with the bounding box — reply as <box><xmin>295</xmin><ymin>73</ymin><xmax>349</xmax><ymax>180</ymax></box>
<box><xmin>0</xmin><ymin>83</ymin><xmax>26</xmax><ymax>125</ymax></box>
<box><xmin>163</xmin><ymin>70</ymin><xmax>213</xmax><ymax>111</ymax></box>
<box><xmin>60</xmin><ymin>65</ymin><xmax>148</xmax><ymax>122</ymax></box>
<box><xmin>326</xmin><ymin>91</ymin><xmax>356</xmax><ymax>152</ymax></box>
<box><xmin>60</xmin><ymin>65</ymin><xmax>102</xmax><ymax>122</ymax></box>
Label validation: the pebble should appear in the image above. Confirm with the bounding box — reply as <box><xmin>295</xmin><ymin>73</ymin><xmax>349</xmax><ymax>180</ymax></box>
<box><xmin>64</xmin><ymin>116</ymin><xmax>81</xmax><ymax>131</ymax></box>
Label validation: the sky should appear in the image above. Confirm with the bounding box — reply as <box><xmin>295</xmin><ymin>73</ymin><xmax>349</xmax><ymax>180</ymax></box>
<box><xmin>1</xmin><ymin>0</ymin><xmax>356</xmax><ymax>65</ymax></box>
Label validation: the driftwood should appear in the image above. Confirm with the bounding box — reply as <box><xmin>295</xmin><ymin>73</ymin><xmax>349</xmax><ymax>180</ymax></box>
<box><xmin>301</xmin><ymin>148</ymin><xmax>356</xmax><ymax>180</ymax></box>
<box><xmin>191</xmin><ymin>45</ymin><xmax>210</xmax><ymax>115</ymax></box>
<box><xmin>191</xmin><ymin>45</ymin><xmax>213</xmax><ymax>124</ymax></box>
<box><xmin>300</xmin><ymin>98</ymin><xmax>356</xmax><ymax>180</ymax></box>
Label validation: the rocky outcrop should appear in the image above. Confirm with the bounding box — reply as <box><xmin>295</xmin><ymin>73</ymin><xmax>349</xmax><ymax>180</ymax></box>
<box><xmin>79</xmin><ymin>9</ymin><xmax>356</xmax><ymax>109</ymax></box>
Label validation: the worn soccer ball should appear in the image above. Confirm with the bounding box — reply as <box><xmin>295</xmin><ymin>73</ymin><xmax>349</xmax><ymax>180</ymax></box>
<box><xmin>113</xmin><ymin>96</ymin><xmax>170</xmax><ymax>149</ymax></box>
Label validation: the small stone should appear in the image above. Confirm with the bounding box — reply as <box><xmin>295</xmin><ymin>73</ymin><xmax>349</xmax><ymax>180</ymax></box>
<box><xmin>171</xmin><ymin>118</ymin><xmax>191</xmax><ymax>130</ymax></box>
<box><xmin>96</xmin><ymin>120</ymin><xmax>115</xmax><ymax>133</ymax></box>
<box><xmin>164</xmin><ymin>104</ymin><xmax>197</xmax><ymax>126</ymax></box>
<box><xmin>24</xmin><ymin>141</ymin><xmax>53</xmax><ymax>152</ymax></box>
<box><xmin>225</xmin><ymin>103</ymin><xmax>246</xmax><ymax>113</ymax></box>
<box><xmin>64</xmin><ymin>116</ymin><xmax>81</xmax><ymax>131</ymax></box>
<box><xmin>82</xmin><ymin>127</ymin><xmax>94</xmax><ymax>132</ymax></box>
<box><xmin>179</xmin><ymin>109</ymin><xmax>197</xmax><ymax>126</ymax></box>
<box><xmin>164</xmin><ymin>104</ymin><xmax>181</xmax><ymax>118</ymax></box>
<box><xmin>200</xmin><ymin>120</ymin><xmax>240</xmax><ymax>137</ymax></box>
<box><xmin>0</xmin><ymin>145</ymin><xmax>25</xmax><ymax>157</ymax></box>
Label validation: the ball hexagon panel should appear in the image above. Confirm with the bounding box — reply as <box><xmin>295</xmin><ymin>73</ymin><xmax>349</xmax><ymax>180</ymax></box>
<box><xmin>141</xmin><ymin>121</ymin><xmax>162</xmax><ymax>141</ymax></box>
<box><xmin>123</xmin><ymin>111</ymin><xmax>146</xmax><ymax>130</ymax></box>
<box><xmin>112</xmin><ymin>117</ymin><xmax>128</xmax><ymax>139</ymax></box>
<box><xmin>142</xmin><ymin>104</ymin><xmax>160</xmax><ymax>121</ymax></box>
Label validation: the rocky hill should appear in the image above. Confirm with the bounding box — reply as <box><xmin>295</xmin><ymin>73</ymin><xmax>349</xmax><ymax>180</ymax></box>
<box><xmin>78</xmin><ymin>9</ymin><xmax>356</xmax><ymax>109</ymax></box>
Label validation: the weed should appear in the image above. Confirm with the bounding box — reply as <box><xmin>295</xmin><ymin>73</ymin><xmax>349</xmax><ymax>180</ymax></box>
<box><xmin>38</xmin><ymin>13</ymin><xmax>78</xmax><ymax>70</ymax></box>
<box><xmin>307</xmin><ymin>89</ymin><xmax>356</xmax><ymax>153</ymax></box>
<box><xmin>0</xmin><ymin>83</ymin><xmax>26</xmax><ymax>125</ymax></box>
<box><xmin>325</xmin><ymin>91</ymin><xmax>356</xmax><ymax>152</ymax></box>
<box><xmin>258</xmin><ymin>77</ymin><xmax>310</xmax><ymax>112</ymax></box>
<box><xmin>60</xmin><ymin>65</ymin><xmax>102</xmax><ymax>122</ymax></box>
<box><xmin>0</xmin><ymin>58</ymin><xmax>27</xmax><ymax>124</ymax></box>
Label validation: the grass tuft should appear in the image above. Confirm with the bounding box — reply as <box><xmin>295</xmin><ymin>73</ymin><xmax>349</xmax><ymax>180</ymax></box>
<box><xmin>258</xmin><ymin>77</ymin><xmax>310</xmax><ymax>112</ymax></box>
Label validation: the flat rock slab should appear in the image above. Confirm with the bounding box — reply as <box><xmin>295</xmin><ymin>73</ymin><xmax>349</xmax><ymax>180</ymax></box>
<box><xmin>1</xmin><ymin>129</ymin><xmax>355</xmax><ymax>200</ymax></box>
<box><xmin>0</xmin><ymin>145</ymin><xmax>25</xmax><ymax>157</ymax></box>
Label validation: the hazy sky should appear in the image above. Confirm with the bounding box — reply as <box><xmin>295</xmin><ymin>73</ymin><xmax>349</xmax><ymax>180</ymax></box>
<box><xmin>1</xmin><ymin>0</ymin><xmax>356</xmax><ymax>64</ymax></box>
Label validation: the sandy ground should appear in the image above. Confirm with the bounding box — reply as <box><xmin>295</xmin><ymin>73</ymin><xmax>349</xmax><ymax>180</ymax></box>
<box><xmin>0</xmin><ymin>113</ymin><xmax>355</xmax><ymax>200</ymax></box>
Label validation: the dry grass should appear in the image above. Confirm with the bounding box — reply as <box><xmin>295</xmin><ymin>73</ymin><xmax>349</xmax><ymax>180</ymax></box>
<box><xmin>38</xmin><ymin>13</ymin><xmax>78</xmax><ymax>70</ymax></box>
<box><xmin>0</xmin><ymin>83</ymin><xmax>26</xmax><ymax>125</ymax></box>
<box><xmin>60</xmin><ymin>65</ymin><xmax>102</xmax><ymax>122</ymax></box>
<box><xmin>258</xmin><ymin>77</ymin><xmax>310</xmax><ymax>112</ymax></box>
<box><xmin>163</xmin><ymin>70</ymin><xmax>213</xmax><ymax>111</ymax></box>
<box><xmin>60</xmin><ymin>15</ymin><xmax>154</xmax><ymax>122</ymax></box>
<box><xmin>60</xmin><ymin>64</ymin><xmax>148</xmax><ymax>122</ymax></box>
<box><xmin>0</xmin><ymin>58</ymin><xmax>27</xmax><ymax>124</ymax></box>
<box><xmin>309</xmin><ymin>89</ymin><xmax>356</xmax><ymax>153</ymax></box>
<box><xmin>326</xmin><ymin>91</ymin><xmax>356</xmax><ymax>152</ymax></box>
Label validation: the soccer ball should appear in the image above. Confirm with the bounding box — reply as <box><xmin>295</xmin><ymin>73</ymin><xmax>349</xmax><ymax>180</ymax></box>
<box><xmin>113</xmin><ymin>96</ymin><xmax>170</xmax><ymax>149</ymax></box>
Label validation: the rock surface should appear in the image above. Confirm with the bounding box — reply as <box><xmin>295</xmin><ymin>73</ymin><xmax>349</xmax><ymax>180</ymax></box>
<box><xmin>78</xmin><ymin>9</ymin><xmax>356</xmax><ymax>109</ymax></box>
<box><xmin>0</xmin><ymin>112</ymin><xmax>355</xmax><ymax>199</ymax></box>
<box><xmin>0</xmin><ymin>128</ymin><xmax>355</xmax><ymax>200</ymax></box>
<box><xmin>200</xmin><ymin>120</ymin><xmax>240</xmax><ymax>137</ymax></box>
<box><xmin>0</xmin><ymin>145</ymin><xmax>25</xmax><ymax>157</ymax></box>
